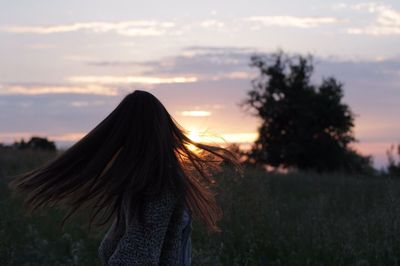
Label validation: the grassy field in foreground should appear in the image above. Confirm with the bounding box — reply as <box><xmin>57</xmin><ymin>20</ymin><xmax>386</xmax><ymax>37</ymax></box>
<box><xmin>1</xmin><ymin>149</ymin><xmax>400</xmax><ymax>265</ymax></box>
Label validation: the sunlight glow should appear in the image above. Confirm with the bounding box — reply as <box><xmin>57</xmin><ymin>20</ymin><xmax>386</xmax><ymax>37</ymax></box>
<box><xmin>187</xmin><ymin>129</ymin><xmax>258</xmax><ymax>144</ymax></box>
<box><xmin>188</xmin><ymin>129</ymin><xmax>202</xmax><ymax>142</ymax></box>
<box><xmin>186</xmin><ymin>128</ymin><xmax>201</xmax><ymax>151</ymax></box>
<box><xmin>182</xmin><ymin>127</ymin><xmax>258</xmax><ymax>154</ymax></box>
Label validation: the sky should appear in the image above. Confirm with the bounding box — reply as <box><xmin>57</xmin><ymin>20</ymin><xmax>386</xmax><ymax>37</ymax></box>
<box><xmin>0</xmin><ymin>0</ymin><xmax>399</xmax><ymax>169</ymax></box>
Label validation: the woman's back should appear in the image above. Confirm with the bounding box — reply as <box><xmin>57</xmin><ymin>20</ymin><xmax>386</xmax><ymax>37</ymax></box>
<box><xmin>98</xmin><ymin>189</ymin><xmax>192</xmax><ymax>265</ymax></box>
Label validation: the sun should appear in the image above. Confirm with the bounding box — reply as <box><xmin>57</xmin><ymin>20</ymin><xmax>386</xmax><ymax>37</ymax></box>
<box><xmin>187</xmin><ymin>128</ymin><xmax>202</xmax><ymax>151</ymax></box>
<box><xmin>188</xmin><ymin>128</ymin><xmax>201</xmax><ymax>142</ymax></box>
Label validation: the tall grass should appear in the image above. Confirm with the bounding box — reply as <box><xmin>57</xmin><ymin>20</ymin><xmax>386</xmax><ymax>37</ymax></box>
<box><xmin>193</xmin><ymin>168</ymin><xmax>400</xmax><ymax>265</ymax></box>
<box><xmin>0</xmin><ymin>149</ymin><xmax>104</xmax><ymax>266</ymax></box>
<box><xmin>1</xmin><ymin>149</ymin><xmax>400</xmax><ymax>265</ymax></box>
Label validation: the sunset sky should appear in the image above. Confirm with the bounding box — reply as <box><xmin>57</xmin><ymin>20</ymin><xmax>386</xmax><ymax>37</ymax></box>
<box><xmin>0</xmin><ymin>0</ymin><xmax>399</xmax><ymax>168</ymax></box>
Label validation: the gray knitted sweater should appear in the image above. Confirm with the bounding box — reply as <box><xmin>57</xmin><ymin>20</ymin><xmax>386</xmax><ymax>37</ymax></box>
<box><xmin>98</xmin><ymin>189</ymin><xmax>189</xmax><ymax>265</ymax></box>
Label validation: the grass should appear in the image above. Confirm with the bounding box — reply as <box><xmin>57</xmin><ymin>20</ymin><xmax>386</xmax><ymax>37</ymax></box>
<box><xmin>203</xmin><ymin>169</ymin><xmax>400</xmax><ymax>265</ymax></box>
<box><xmin>1</xmin><ymin>148</ymin><xmax>400</xmax><ymax>265</ymax></box>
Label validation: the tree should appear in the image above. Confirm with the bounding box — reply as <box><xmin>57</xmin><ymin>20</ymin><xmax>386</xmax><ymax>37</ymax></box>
<box><xmin>241</xmin><ymin>50</ymin><xmax>373</xmax><ymax>173</ymax></box>
<box><xmin>386</xmin><ymin>144</ymin><xmax>400</xmax><ymax>176</ymax></box>
<box><xmin>13</xmin><ymin>136</ymin><xmax>57</xmax><ymax>152</ymax></box>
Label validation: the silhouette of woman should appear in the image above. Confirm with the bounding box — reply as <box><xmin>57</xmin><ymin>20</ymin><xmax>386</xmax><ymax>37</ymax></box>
<box><xmin>9</xmin><ymin>90</ymin><xmax>242</xmax><ymax>265</ymax></box>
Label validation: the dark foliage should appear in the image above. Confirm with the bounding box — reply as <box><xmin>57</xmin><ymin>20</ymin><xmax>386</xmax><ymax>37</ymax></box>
<box><xmin>10</xmin><ymin>136</ymin><xmax>57</xmax><ymax>152</ymax></box>
<box><xmin>386</xmin><ymin>144</ymin><xmax>400</xmax><ymax>176</ymax></box>
<box><xmin>241</xmin><ymin>49</ymin><xmax>374</xmax><ymax>174</ymax></box>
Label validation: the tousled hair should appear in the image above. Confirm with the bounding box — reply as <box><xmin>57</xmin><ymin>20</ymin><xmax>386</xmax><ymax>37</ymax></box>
<box><xmin>9</xmin><ymin>90</ymin><xmax>242</xmax><ymax>232</ymax></box>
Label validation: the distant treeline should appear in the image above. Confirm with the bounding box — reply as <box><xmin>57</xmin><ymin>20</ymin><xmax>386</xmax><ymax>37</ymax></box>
<box><xmin>386</xmin><ymin>144</ymin><xmax>400</xmax><ymax>176</ymax></box>
<box><xmin>2</xmin><ymin>135</ymin><xmax>400</xmax><ymax>177</ymax></box>
<box><xmin>0</xmin><ymin>136</ymin><xmax>57</xmax><ymax>152</ymax></box>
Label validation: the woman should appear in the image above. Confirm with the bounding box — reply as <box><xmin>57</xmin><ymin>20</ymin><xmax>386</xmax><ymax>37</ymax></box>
<box><xmin>9</xmin><ymin>90</ymin><xmax>242</xmax><ymax>265</ymax></box>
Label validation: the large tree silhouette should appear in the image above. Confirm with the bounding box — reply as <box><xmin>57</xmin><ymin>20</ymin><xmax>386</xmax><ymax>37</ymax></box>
<box><xmin>242</xmin><ymin>50</ymin><xmax>373</xmax><ymax>173</ymax></box>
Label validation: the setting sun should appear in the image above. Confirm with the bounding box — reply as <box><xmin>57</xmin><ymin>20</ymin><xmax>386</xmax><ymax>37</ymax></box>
<box><xmin>186</xmin><ymin>128</ymin><xmax>201</xmax><ymax>151</ymax></box>
<box><xmin>188</xmin><ymin>128</ymin><xmax>201</xmax><ymax>143</ymax></box>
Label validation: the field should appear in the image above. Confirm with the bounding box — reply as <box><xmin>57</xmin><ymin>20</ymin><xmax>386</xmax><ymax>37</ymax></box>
<box><xmin>1</xmin><ymin>149</ymin><xmax>400</xmax><ymax>265</ymax></box>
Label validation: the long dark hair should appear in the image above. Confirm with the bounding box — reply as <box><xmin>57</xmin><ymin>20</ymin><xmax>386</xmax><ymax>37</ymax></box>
<box><xmin>9</xmin><ymin>90</ymin><xmax>242</xmax><ymax>232</ymax></box>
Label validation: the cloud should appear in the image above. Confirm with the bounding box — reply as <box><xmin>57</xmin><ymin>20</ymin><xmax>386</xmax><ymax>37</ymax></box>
<box><xmin>184</xmin><ymin>46</ymin><xmax>257</xmax><ymax>53</ymax></box>
<box><xmin>87</xmin><ymin>60</ymin><xmax>142</xmax><ymax>67</ymax></box>
<box><xmin>209</xmin><ymin>71</ymin><xmax>254</xmax><ymax>80</ymax></box>
<box><xmin>181</xmin><ymin>110</ymin><xmax>212</xmax><ymax>117</ymax></box>
<box><xmin>336</xmin><ymin>2</ymin><xmax>400</xmax><ymax>35</ymax></box>
<box><xmin>1</xmin><ymin>20</ymin><xmax>176</xmax><ymax>36</ymax></box>
<box><xmin>81</xmin><ymin>46</ymin><xmax>260</xmax><ymax>83</ymax></box>
<box><xmin>129</xmin><ymin>46</ymin><xmax>257</xmax><ymax>77</ymax></box>
<box><xmin>200</xmin><ymin>20</ymin><xmax>225</xmax><ymax>28</ymax></box>
<box><xmin>0</xmin><ymin>84</ymin><xmax>118</xmax><ymax>96</ymax></box>
<box><xmin>142</xmin><ymin>47</ymin><xmax>259</xmax><ymax>80</ymax></box>
<box><xmin>67</xmin><ymin>75</ymin><xmax>198</xmax><ymax>85</ymax></box>
<box><xmin>244</xmin><ymin>16</ymin><xmax>343</xmax><ymax>28</ymax></box>
<box><xmin>74</xmin><ymin>46</ymin><xmax>260</xmax><ymax>84</ymax></box>
<box><xmin>69</xmin><ymin>100</ymin><xmax>106</xmax><ymax>107</ymax></box>
<box><xmin>185</xmin><ymin>130</ymin><xmax>257</xmax><ymax>144</ymax></box>
<box><xmin>220</xmin><ymin>133</ymin><xmax>258</xmax><ymax>143</ymax></box>
<box><xmin>87</xmin><ymin>46</ymin><xmax>258</xmax><ymax>67</ymax></box>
